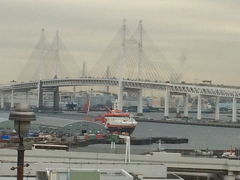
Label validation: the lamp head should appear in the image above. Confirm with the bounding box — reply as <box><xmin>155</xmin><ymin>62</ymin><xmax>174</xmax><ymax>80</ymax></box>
<box><xmin>9</xmin><ymin>104</ymin><xmax>36</xmax><ymax>136</ymax></box>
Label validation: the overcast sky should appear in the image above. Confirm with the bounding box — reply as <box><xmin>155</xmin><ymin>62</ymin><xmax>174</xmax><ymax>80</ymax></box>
<box><xmin>0</xmin><ymin>0</ymin><xmax>240</xmax><ymax>85</ymax></box>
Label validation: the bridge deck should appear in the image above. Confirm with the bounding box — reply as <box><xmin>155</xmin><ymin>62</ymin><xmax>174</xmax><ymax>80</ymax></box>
<box><xmin>1</xmin><ymin>78</ymin><xmax>240</xmax><ymax>98</ymax></box>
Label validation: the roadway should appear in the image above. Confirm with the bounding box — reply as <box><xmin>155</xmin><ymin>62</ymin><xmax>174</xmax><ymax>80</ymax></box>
<box><xmin>0</xmin><ymin>149</ymin><xmax>239</xmax><ymax>176</ymax></box>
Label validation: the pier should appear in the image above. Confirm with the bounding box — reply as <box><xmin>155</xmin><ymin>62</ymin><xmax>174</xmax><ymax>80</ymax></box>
<box><xmin>137</xmin><ymin>118</ymin><xmax>240</xmax><ymax>128</ymax></box>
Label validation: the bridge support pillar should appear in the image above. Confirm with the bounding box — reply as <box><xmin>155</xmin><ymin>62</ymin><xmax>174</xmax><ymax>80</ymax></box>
<box><xmin>164</xmin><ymin>89</ymin><xmax>170</xmax><ymax>118</ymax></box>
<box><xmin>137</xmin><ymin>89</ymin><xmax>143</xmax><ymax>115</ymax></box>
<box><xmin>53</xmin><ymin>87</ymin><xmax>60</xmax><ymax>111</ymax></box>
<box><xmin>197</xmin><ymin>94</ymin><xmax>201</xmax><ymax>120</ymax></box>
<box><xmin>215</xmin><ymin>96</ymin><xmax>220</xmax><ymax>121</ymax></box>
<box><xmin>10</xmin><ymin>89</ymin><xmax>14</xmax><ymax>109</ymax></box>
<box><xmin>184</xmin><ymin>94</ymin><xmax>189</xmax><ymax>118</ymax></box>
<box><xmin>232</xmin><ymin>97</ymin><xmax>237</xmax><ymax>123</ymax></box>
<box><xmin>25</xmin><ymin>90</ymin><xmax>29</xmax><ymax>105</ymax></box>
<box><xmin>118</xmin><ymin>80</ymin><xmax>123</xmax><ymax>111</ymax></box>
<box><xmin>37</xmin><ymin>81</ymin><xmax>43</xmax><ymax>110</ymax></box>
<box><xmin>0</xmin><ymin>93</ymin><xmax>4</xmax><ymax>109</ymax></box>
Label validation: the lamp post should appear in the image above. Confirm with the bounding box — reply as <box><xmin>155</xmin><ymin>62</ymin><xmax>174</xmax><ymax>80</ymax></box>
<box><xmin>9</xmin><ymin>104</ymin><xmax>36</xmax><ymax>180</ymax></box>
<box><xmin>119</xmin><ymin>135</ymin><xmax>131</xmax><ymax>163</ymax></box>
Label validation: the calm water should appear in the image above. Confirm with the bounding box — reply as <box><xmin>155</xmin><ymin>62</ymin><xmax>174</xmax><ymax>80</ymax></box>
<box><xmin>132</xmin><ymin>121</ymin><xmax>240</xmax><ymax>150</ymax></box>
<box><xmin>133</xmin><ymin>112</ymin><xmax>240</xmax><ymax>150</ymax></box>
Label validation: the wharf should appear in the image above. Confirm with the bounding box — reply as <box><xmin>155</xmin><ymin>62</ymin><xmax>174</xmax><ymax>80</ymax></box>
<box><xmin>136</xmin><ymin>118</ymin><xmax>240</xmax><ymax>128</ymax></box>
<box><xmin>130</xmin><ymin>137</ymin><xmax>188</xmax><ymax>145</ymax></box>
<box><xmin>64</xmin><ymin>136</ymin><xmax>188</xmax><ymax>147</ymax></box>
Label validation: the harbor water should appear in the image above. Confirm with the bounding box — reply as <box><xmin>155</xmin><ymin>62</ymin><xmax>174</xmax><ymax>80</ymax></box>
<box><xmin>0</xmin><ymin>111</ymin><xmax>240</xmax><ymax>151</ymax></box>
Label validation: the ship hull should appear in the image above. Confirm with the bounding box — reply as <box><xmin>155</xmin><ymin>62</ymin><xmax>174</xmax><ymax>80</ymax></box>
<box><xmin>107</xmin><ymin>126</ymin><xmax>136</xmax><ymax>135</ymax></box>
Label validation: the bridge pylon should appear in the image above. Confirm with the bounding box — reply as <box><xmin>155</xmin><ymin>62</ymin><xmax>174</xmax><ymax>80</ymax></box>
<box><xmin>137</xmin><ymin>20</ymin><xmax>143</xmax><ymax>79</ymax></box>
<box><xmin>18</xmin><ymin>28</ymin><xmax>48</xmax><ymax>82</ymax></box>
<box><xmin>117</xmin><ymin>19</ymin><xmax>127</xmax><ymax>111</ymax></box>
<box><xmin>53</xmin><ymin>30</ymin><xmax>60</xmax><ymax>79</ymax></box>
<box><xmin>137</xmin><ymin>20</ymin><xmax>143</xmax><ymax>115</ymax></box>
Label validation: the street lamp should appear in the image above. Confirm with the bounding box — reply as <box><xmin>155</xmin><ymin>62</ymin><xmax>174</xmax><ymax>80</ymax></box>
<box><xmin>9</xmin><ymin>104</ymin><xmax>36</xmax><ymax>180</ymax></box>
<box><xmin>119</xmin><ymin>135</ymin><xmax>131</xmax><ymax>163</ymax></box>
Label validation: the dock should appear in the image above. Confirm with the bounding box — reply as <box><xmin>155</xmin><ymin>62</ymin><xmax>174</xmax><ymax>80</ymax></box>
<box><xmin>136</xmin><ymin>118</ymin><xmax>240</xmax><ymax>128</ymax></box>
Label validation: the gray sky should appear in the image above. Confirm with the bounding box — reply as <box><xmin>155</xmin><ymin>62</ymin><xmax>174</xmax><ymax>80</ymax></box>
<box><xmin>0</xmin><ymin>0</ymin><xmax>240</xmax><ymax>85</ymax></box>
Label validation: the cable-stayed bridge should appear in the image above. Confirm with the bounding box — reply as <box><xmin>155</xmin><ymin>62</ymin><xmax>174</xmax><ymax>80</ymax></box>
<box><xmin>0</xmin><ymin>20</ymin><xmax>239</xmax><ymax>122</ymax></box>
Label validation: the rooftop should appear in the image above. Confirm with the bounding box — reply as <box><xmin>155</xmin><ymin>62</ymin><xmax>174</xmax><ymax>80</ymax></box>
<box><xmin>37</xmin><ymin>168</ymin><xmax>133</xmax><ymax>180</ymax></box>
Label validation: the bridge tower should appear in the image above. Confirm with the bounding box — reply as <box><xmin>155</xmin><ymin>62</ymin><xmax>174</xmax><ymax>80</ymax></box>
<box><xmin>117</xmin><ymin>19</ymin><xmax>126</xmax><ymax>111</ymax></box>
<box><xmin>38</xmin><ymin>28</ymin><xmax>46</xmax><ymax>81</ymax></box>
<box><xmin>137</xmin><ymin>20</ymin><xmax>143</xmax><ymax>79</ymax></box>
<box><xmin>52</xmin><ymin>31</ymin><xmax>61</xmax><ymax>111</ymax></box>
<box><xmin>37</xmin><ymin>29</ymin><xmax>46</xmax><ymax>110</ymax></box>
<box><xmin>53</xmin><ymin>30</ymin><xmax>60</xmax><ymax>79</ymax></box>
<box><xmin>137</xmin><ymin>20</ymin><xmax>143</xmax><ymax>115</ymax></box>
